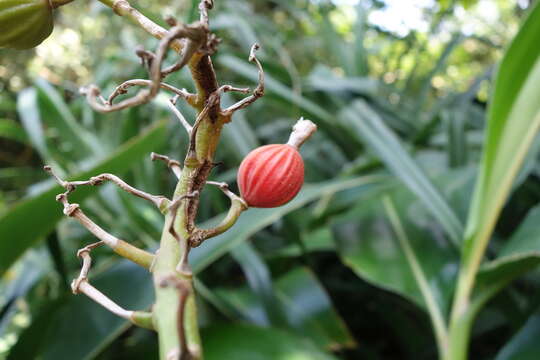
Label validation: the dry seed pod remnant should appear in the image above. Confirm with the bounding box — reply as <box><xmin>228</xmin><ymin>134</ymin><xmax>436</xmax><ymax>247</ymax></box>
<box><xmin>8</xmin><ymin>0</ymin><xmax>317</xmax><ymax>359</ymax></box>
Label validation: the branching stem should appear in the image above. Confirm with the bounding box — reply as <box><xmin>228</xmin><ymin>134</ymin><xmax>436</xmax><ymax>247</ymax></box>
<box><xmin>71</xmin><ymin>241</ymin><xmax>154</xmax><ymax>330</ymax></box>
<box><xmin>69</xmin><ymin>2</ymin><xmax>271</xmax><ymax>359</ymax></box>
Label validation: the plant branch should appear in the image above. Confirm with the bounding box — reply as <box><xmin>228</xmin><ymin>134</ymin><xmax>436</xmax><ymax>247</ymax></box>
<box><xmin>167</xmin><ymin>100</ymin><xmax>193</xmax><ymax>135</ymax></box>
<box><xmin>190</xmin><ymin>182</ymin><xmax>248</xmax><ymax>246</ymax></box>
<box><xmin>159</xmin><ymin>275</ymin><xmax>195</xmax><ymax>360</ymax></box>
<box><xmin>82</xmin><ymin>4</ymin><xmax>211</xmax><ymax>113</ymax></box>
<box><xmin>151</xmin><ymin>152</ymin><xmax>182</xmax><ymax>179</ymax></box>
<box><xmin>45</xmin><ymin>166</ymin><xmax>170</xmax><ymax>211</ymax></box>
<box><xmin>93</xmin><ymin>1</ymin><xmax>263</xmax><ymax>359</ymax></box>
<box><xmin>98</xmin><ymin>0</ymin><xmax>183</xmax><ymax>52</ymax></box>
<box><xmin>168</xmin><ymin>191</ymin><xmax>199</xmax><ymax>275</ymax></box>
<box><xmin>45</xmin><ymin>166</ymin><xmax>155</xmax><ymax>268</ymax></box>
<box><xmin>71</xmin><ymin>241</ymin><xmax>155</xmax><ymax>330</ymax></box>
<box><xmin>107</xmin><ymin>79</ymin><xmax>197</xmax><ymax>107</ymax></box>
<box><xmin>222</xmin><ymin>43</ymin><xmax>265</xmax><ymax>116</ymax></box>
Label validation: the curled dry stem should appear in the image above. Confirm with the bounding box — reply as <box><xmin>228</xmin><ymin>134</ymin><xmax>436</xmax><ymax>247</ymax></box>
<box><xmin>71</xmin><ymin>241</ymin><xmax>154</xmax><ymax>330</ymax></box>
<box><xmin>221</xmin><ymin>43</ymin><xmax>265</xmax><ymax>117</ymax></box>
<box><xmin>81</xmin><ymin>8</ymin><xmax>212</xmax><ymax>113</ymax></box>
<box><xmin>44</xmin><ymin>165</ymin><xmax>170</xmax><ymax>211</ymax></box>
<box><xmin>44</xmin><ymin>166</ymin><xmax>155</xmax><ymax>268</ymax></box>
<box><xmin>107</xmin><ymin>79</ymin><xmax>197</xmax><ymax>107</ymax></box>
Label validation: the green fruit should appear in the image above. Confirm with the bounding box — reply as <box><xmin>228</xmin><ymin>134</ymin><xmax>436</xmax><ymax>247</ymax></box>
<box><xmin>0</xmin><ymin>0</ymin><xmax>54</xmax><ymax>49</ymax></box>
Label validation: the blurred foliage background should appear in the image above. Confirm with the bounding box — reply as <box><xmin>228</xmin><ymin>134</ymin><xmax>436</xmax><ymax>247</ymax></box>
<box><xmin>1</xmin><ymin>0</ymin><xmax>539</xmax><ymax>359</ymax></box>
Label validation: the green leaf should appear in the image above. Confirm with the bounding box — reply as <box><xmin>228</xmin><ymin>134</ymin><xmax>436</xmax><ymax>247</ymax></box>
<box><xmin>273</xmin><ymin>267</ymin><xmax>354</xmax><ymax>350</ymax></box>
<box><xmin>381</xmin><ymin>196</ymin><xmax>448</xmax><ymax>352</ymax></box>
<box><xmin>342</xmin><ymin>99</ymin><xmax>463</xmax><ymax>246</ymax></box>
<box><xmin>0</xmin><ymin>120</ymin><xmax>167</xmax><ymax>276</ymax></box>
<box><xmin>17</xmin><ymin>88</ymin><xmax>53</xmax><ymax>164</ymax></box>
<box><xmin>333</xmin><ymin>177</ymin><xmax>464</xmax><ymax>313</ymax></box>
<box><xmin>495</xmin><ymin>312</ymin><xmax>540</xmax><ymax>360</ymax></box>
<box><xmin>34</xmin><ymin>79</ymin><xmax>103</xmax><ymax>158</ymax></box>
<box><xmin>220</xmin><ymin>102</ymin><xmax>259</xmax><ymax>160</ymax></box>
<box><xmin>225</xmin><ymin>249</ymin><xmax>354</xmax><ymax>350</ymax></box>
<box><xmin>462</xmin><ymin>2</ymin><xmax>540</xmax><ymax>264</ymax></box>
<box><xmin>498</xmin><ymin>205</ymin><xmax>540</xmax><ymax>258</ymax></box>
<box><xmin>475</xmin><ymin>205</ymin><xmax>540</xmax><ymax>306</ymax></box>
<box><xmin>8</xmin><ymin>260</ymin><xmax>154</xmax><ymax>360</ymax></box>
<box><xmin>307</xmin><ymin>65</ymin><xmax>378</xmax><ymax>96</ymax></box>
<box><xmin>231</xmin><ymin>242</ymin><xmax>288</xmax><ymax>327</ymax></box>
<box><xmin>0</xmin><ymin>118</ymin><xmax>28</xmax><ymax>144</ymax></box>
<box><xmin>0</xmin><ymin>251</ymin><xmax>49</xmax><ymax>335</ymax></box>
<box><xmin>190</xmin><ymin>176</ymin><xmax>384</xmax><ymax>273</ymax></box>
<box><xmin>268</xmin><ymin>227</ymin><xmax>335</xmax><ymax>258</ymax></box>
<box><xmin>202</xmin><ymin>324</ymin><xmax>338</xmax><ymax>360</ymax></box>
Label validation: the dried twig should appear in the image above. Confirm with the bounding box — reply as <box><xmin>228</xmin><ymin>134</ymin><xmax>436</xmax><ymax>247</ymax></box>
<box><xmin>81</xmin><ymin>8</ymin><xmax>211</xmax><ymax>113</ymax></box>
<box><xmin>71</xmin><ymin>241</ymin><xmax>154</xmax><ymax>329</ymax></box>
<box><xmin>151</xmin><ymin>152</ymin><xmax>182</xmax><ymax>179</ymax></box>
<box><xmin>221</xmin><ymin>43</ymin><xmax>265</xmax><ymax>116</ymax></box>
<box><xmin>44</xmin><ymin>166</ymin><xmax>155</xmax><ymax>268</ymax></box>
<box><xmin>167</xmin><ymin>100</ymin><xmax>193</xmax><ymax>134</ymax></box>
<box><xmin>44</xmin><ymin>166</ymin><xmax>169</xmax><ymax>210</ymax></box>
<box><xmin>87</xmin><ymin>1</ymin><xmax>264</xmax><ymax>358</ymax></box>
<box><xmin>107</xmin><ymin>79</ymin><xmax>197</xmax><ymax>106</ymax></box>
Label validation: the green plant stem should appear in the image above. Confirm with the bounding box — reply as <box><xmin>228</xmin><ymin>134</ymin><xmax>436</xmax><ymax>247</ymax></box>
<box><xmin>152</xmin><ymin>51</ymin><xmax>222</xmax><ymax>359</ymax></box>
<box><xmin>383</xmin><ymin>196</ymin><xmax>449</xmax><ymax>358</ymax></box>
<box><xmin>444</xmin><ymin>310</ymin><xmax>473</xmax><ymax>360</ymax></box>
<box><xmin>443</xmin><ymin>282</ymin><xmax>503</xmax><ymax>360</ymax></box>
<box><xmin>95</xmin><ymin>2</ymin><xmax>237</xmax><ymax>358</ymax></box>
<box><xmin>131</xmin><ymin>311</ymin><xmax>155</xmax><ymax>330</ymax></box>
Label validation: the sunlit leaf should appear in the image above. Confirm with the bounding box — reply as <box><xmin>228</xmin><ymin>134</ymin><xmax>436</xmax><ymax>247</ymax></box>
<box><xmin>460</xmin><ymin>1</ymin><xmax>540</xmax><ymax>287</ymax></box>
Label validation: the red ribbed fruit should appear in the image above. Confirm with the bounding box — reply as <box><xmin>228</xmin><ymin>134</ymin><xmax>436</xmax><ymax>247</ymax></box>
<box><xmin>237</xmin><ymin>144</ymin><xmax>304</xmax><ymax>208</ymax></box>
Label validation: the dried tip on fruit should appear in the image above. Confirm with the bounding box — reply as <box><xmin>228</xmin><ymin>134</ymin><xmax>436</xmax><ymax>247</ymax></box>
<box><xmin>286</xmin><ymin>118</ymin><xmax>317</xmax><ymax>149</ymax></box>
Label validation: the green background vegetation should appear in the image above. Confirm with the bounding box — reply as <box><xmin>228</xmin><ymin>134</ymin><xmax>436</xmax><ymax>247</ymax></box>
<box><xmin>1</xmin><ymin>0</ymin><xmax>540</xmax><ymax>359</ymax></box>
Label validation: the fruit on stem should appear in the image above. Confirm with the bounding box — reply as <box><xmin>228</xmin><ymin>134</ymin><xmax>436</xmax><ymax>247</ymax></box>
<box><xmin>237</xmin><ymin>118</ymin><xmax>317</xmax><ymax>208</ymax></box>
<box><xmin>0</xmin><ymin>0</ymin><xmax>72</xmax><ymax>49</ymax></box>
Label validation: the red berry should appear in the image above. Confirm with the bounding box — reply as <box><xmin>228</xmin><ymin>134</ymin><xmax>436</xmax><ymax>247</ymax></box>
<box><xmin>238</xmin><ymin>144</ymin><xmax>304</xmax><ymax>208</ymax></box>
<box><xmin>237</xmin><ymin>118</ymin><xmax>317</xmax><ymax>208</ymax></box>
